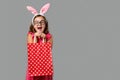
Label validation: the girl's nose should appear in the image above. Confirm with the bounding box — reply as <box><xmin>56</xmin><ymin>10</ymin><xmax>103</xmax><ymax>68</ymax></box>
<box><xmin>37</xmin><ymin>23</ymin><xmax>41</xmax><ymax>26</ymax></box>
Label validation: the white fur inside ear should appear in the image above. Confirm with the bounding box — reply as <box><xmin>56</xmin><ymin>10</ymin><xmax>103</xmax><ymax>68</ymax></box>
<box><xmin>40</xmin><ymin>3</ymin><xmax>50</xmax><ymax>15</ymax></box>
<box><xmin>26</xmin><ymin>6</ymin><xmax>38</xmax><ymax>15</ymax></box>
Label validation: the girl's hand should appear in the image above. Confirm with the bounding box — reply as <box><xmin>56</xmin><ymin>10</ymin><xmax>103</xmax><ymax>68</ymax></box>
<box><xmin>34</xmin><ymin>32</ymin><xmax>46</xmax><ymax>39</ymax></box>
<box><xmin>34</xmin><ymin>32</ymin><xmax>41</xmax><ymax>37</ymax></box>
<box><xmin>40</xmin><ymin>33</ymin><xmax>46</xmax><ymax>39</ymax></box>
<box><xmin>34</xmin><ymin>32</ymin><xmax>46</xmax><ymax>43</ymax></box>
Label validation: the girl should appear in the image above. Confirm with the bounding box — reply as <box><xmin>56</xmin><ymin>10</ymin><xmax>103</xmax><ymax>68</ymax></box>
<box><xmin>26</xmin><ymin>3</ymin><xmax>54</xmax><ymax>80</ymax></box>
<box><xmin>27</xmin><ymin>15</ymin><xmax>53</xmax><ymax>45</ymax></box>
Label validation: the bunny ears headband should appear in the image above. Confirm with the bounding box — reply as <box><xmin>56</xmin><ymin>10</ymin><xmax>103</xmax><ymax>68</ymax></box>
<box><xmin>26</xmin><ymin>3</ymin><xmax>50</xmax><ymax>24</ymax></box>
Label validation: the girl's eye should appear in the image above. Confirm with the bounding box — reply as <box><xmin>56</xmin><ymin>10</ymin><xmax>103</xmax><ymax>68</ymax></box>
<box><xmin>41</xmin><ymin>21</ymin><xmax>46</xmax><ymax>24</ymax></box>
<box><xmin>33</xmin><ymin>21</ymin><xmax>39</xmax><ymax>24</ymax></box>
<box><xmin>34</xmin><ymin>20</ymin><xmax>46</xmax><ymax>25</ymax></box>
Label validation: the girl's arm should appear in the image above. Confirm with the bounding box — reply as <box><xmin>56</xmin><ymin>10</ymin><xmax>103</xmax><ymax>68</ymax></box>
<box><xmin>27</xmin><ymin>33</ymin><xmax>33</xmax><ymax>43</ymax></box>
<box><xmin>33</xmin><ymin>35</ymin><xmax>38</xmax><ymax>43</ymax></box>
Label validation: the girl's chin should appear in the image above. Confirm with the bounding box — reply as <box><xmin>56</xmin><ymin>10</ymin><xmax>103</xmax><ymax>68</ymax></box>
<box><xmin>36</xmin><ymin>29</ymin><xmax>43</xmax><ymax>32</ymax></box>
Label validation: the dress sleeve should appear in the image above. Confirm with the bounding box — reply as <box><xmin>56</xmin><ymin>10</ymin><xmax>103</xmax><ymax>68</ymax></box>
<box><xmin>46</xmin><ymin>33</ymin><xmax>52</xmax><ymax>41</ymax></box>
<box><xmin>27</xmin><ymin>32</ymin><xmax>34</xmax><ymax>39</ymax></box>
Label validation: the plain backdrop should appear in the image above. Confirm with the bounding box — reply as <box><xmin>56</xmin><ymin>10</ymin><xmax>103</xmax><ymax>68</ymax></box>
<box><xmin>0</xmin><ymin>0</ymin><xmax>120</xmax><ymax>80</ymax></box>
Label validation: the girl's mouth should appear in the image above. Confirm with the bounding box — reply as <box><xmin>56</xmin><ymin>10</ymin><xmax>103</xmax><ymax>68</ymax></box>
<box><xmin>37</xmin><ymin>27</ymin><xmax>42</xmax><ymax>30</ymax></box>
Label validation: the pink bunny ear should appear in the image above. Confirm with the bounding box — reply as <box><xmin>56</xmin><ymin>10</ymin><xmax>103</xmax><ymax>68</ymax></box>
<box><xmin>40</xmin><ymin>3</ymin><xmax>50</xmax><ymax>15</ymax></box>
<box><xmin>26</xmin><ymin>6</ymin><xmax>38</xmax><ymax>15</ymax></box>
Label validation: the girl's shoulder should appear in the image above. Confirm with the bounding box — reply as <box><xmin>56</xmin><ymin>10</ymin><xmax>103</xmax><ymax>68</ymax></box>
<box><xmin>27</xmin><ymin>32</ymin><xmax>34</xmax><ymax>39</ymax></box>
<box><xmin>46</xmin><ymin>33</ymin><xmax>52</xmax><ymax>40</ymax></box>
<box><xmin>27</xmin><ymin>31</ymin><xmax>34</xmax><ymax>35</ymax></box>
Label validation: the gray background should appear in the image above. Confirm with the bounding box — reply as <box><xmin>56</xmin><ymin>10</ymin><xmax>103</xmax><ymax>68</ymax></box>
<box><xmin>1</xmin><ymin>0</ymin><xmax>120</xmax><ymax>80</ymax></box>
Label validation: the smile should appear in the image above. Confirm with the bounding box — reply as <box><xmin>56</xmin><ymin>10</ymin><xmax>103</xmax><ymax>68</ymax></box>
<box><xmin>37</xmin><ymin>27</ymin><xmax>42</xmax><ymax>29</ymax></box>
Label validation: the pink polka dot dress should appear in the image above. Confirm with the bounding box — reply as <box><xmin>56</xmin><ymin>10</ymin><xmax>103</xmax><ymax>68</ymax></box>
<box><xmin>26</xmin><ymin>32</ymin><xmax>54</xmax><ymax>80</ymax></box>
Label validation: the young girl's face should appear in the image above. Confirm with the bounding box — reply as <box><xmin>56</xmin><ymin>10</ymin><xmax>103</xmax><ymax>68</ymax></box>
<box><xmin>33</xmin><ymin>16</ymin><xmax>46</xmax><ymax>33</ymax></box>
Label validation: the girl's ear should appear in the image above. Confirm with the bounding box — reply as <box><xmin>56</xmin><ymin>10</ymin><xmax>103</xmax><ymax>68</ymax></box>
<box><xmin>26</xmin><ymin>6</ymin><xmax>38</xmax><ymax>15</ymax></box>
<box><xmin>40</xmin><ymin>3</ymin><xmax>50</xmax><ymax>16</ymax></box>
